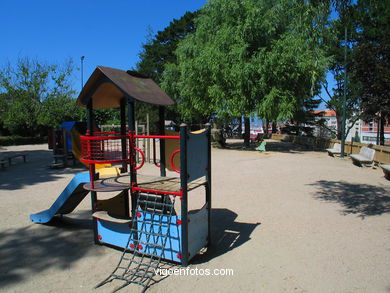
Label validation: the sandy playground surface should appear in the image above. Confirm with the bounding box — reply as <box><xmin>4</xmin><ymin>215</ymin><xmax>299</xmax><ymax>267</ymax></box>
<box><xmin>0</xmin><ymin>139</ymin><xmax>389</xmax><ymax>293</ymax></box>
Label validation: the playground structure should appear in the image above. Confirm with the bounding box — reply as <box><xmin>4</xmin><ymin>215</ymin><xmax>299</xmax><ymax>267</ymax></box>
<box><xmin>100</xmin><ymin>117</ymin><xmax>153</xmax><ymax>163</ymax></box>
<box><xmin>48</xmin><ymin>121</ymin><xmax>83</xmax><ymax>168</ymax></box>
<box><xmin>31</xmin><ymin>66</ymin><xmax>212</xmax><ymax>292</ymax></box>
<box><xmin>49</xmin><ymin>120</ymin><xmax>152</xmax><ymax>168</ymax></box>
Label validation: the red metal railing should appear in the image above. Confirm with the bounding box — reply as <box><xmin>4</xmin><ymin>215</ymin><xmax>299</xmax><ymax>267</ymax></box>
<box><xmin>80</xmin><ymin>132</ymin><xmax>180</xmax><ymax>171</ymax></box>
<box><xmin>80</xmin><ymin>132</ymin><xmax>131</xmax><ymax>164</ymax></box>
<box><xmin>80</xmin><ymin>132</ymin><xmax>182</xmax><ymax>194</ymax></box>
<box><xmin>135</xmin><ymin>134</ymin><xmax>180</xmax><ymax>172</ymax></box>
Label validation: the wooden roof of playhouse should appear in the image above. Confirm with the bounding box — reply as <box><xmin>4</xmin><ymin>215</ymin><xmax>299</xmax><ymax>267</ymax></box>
<box><xmin>77</xmin><ymin>66</ymin><xmax>174</xmax><ymax>109</ymax></box>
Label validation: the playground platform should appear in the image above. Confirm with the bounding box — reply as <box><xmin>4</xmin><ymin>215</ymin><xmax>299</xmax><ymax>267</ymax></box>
<box><xmin>0</xmin><ymin>141</ymin><xmax>389</xmax><ymax>293</ymax></box>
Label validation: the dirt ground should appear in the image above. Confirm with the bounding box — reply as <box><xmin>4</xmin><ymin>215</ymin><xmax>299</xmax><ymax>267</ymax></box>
<box><xmin>0</xmin><ymin>139</ymin><xmax>389</xmax><ymax>293</ymax></box>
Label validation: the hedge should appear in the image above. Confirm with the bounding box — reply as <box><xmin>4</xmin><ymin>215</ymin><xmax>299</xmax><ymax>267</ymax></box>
<box><xmin>0</xmin><ymin>136</ymin><xmax>47</xmax><ymax>146</ymax></box>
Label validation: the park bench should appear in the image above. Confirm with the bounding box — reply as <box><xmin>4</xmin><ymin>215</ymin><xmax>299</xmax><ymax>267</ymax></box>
<box><xmin>326</xmin><ymin>143</ymin><xmax>341</xmax><ymax>157</ymax></box>
<box><xmin>350</xmin><ymin>146</ymin><xmax>375</xmax><ymax>167</ymax></box>
<box><xmin>380</xmin><ymin>164</ymin><xmax>390</xmax><ymax>180</ymax></box>
<box><xmin>0</xmin><ymin>153</ymin><xmax>27</xmax><ymax>168</ymax></box>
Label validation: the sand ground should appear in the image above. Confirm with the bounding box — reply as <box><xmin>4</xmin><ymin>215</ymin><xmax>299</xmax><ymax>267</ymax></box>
<box><xmin>0</xmin><ymin>139</ymin><xmax>389</xmax><ymax>293</ymax></box>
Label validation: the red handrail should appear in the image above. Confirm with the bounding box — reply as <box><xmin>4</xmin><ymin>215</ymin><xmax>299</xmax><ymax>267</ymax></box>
<box><xmin>134</xmin><ymin>147</ymin><xmax>145</xmax><ymax>170</ymax></box>
<box><xmin>170</xmin><ymin>149</ymin><xmax>180</xmax><ymax>173</ymax></box>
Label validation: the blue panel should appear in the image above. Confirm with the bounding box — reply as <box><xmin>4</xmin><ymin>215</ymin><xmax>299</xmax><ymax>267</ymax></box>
<box><xmin>134</xmin><ymin>211</ymin><xmax>182</xmax><ymax>263</ymax></box>
<box><xmin>30</xmin><ymin>173</ymin><xmax>90</xmax><ymax>223</ymax></box>
<box><xmin>61</xmin><ymin>121</ymin><xmax>76</xmax><ymax>131</ymax></box>
<box><xmin>61</xmin><ymin>121</ymin><xmax>76</xmax><ymax>150</ymax></box>
<box><xmin>97</xmin><ymin>220</ymin><xmax>132</xmax><ymax>248</ymax></box>
<box><xmin>95</xmin><ymin>210</ymin><xmax>183</xmax><ymax>263</ymax></box>
<box><xmin>187</xmin><ymin>131</ymin><xmax>208</xmax><ymax>182</ymax></box>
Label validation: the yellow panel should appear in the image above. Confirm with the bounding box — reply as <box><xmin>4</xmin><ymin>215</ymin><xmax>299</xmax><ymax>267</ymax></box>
<box><xmin>165</xmin><ymin>129</ymin><xmax>180</xmax><ymax>172</ymax></box>
<box><xmin>91</xmin><ymin>82</ymin><xmax>123</xmax><ymax>109</ymax></box>
<box><xmin>98</xmin><ymin>167</ymin><xmax>121</xmax><ymax>178</ymax></box>
<box><xmin>69</xmin><ymin>128</ymin><xmax>112</xmax><ymax>169</ymax></box>
<box><xmin>96</xmin><ymin>191</ymin><xmax>127</xmax><ymax>217</ymax></box>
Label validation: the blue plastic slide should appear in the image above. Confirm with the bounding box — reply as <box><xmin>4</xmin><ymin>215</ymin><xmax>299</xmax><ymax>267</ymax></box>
<box><xmin>30</xmin><ymin>173</ymin><xmax>90</xmax><ymax>223</ymax></box>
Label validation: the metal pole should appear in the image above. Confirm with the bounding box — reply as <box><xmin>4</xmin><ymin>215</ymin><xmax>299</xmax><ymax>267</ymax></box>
<box><xmin>180</xmin><ymin>124</ymin><xmax>188</xmax><ymax>266</ymax></box>
<box><xmin>81</xmin><ymin>56</ymin><xmax>85</xmax><ymax>90</ymax></box>
<box><xmin>159</xmin><ymin>106</ymin><xmax>166</xmax><ymax>177</ymax></box>
<box><xmin>120</xmin><ymin>99</ymin><xmax>128</xmax><ymax>173</ymax></box>
<box><xmin>205</xmin><ymin>123</ymin><xmax>212</xmax><ymax>247</ymax></box>
<box><xmin>340</xmin><ymin>27</ymin><xmax>347</xmax><ymax>158</ymax></box>
<box><xmin>127</xmin><ymin>99</ymin><xmax>137</xmax><ymax>217</ymax></box>
<box><xmin>147</xmin><ymin>113</ymin><xmax>150</xmax><ymax>163</ymax></box>
<box><xmin>87</xmin><ymin>98</ymin><xmax>98</xmax><ymax>244</ymax></box>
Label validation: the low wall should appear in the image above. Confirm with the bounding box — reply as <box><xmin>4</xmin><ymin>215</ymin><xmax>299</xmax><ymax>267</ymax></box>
<box><xmin>271</xmin><ymin>134</ymin><xmax>390</xmax><ymax>164</ymax></box>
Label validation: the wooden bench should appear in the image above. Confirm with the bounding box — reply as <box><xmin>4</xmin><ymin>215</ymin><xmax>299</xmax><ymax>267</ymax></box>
<box><xmin>380</xmin><ymin>164</ymin><xmax>390</xmax><ymax>180</ymax></box>
<box><xmin>8</xmin><ymin>154</ymin><xmax>27</xmax><ymax>165</ymax></box>
<box><xmin>350</xmin><ymin>146</ymin><xmax>375</xmax><ymax>167</ymax></box>
<box><xmin>0</xmin><ymin>153</ymin><xmax>27</xmax><ymax>168</ymax></box>
<box><xmin>326</xmin><ymin>143</ymin><xmax>341</xmax><ymax>157</ymax></box>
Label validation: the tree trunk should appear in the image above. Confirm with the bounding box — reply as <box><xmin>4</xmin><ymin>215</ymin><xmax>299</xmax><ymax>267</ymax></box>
<box><xmin>265</xmin><ymin>119</ymin><xmax>271</xmax><ymax>138</ymax></box>
<box><xmin>244</xmin><ymin>116</ymin><xmax>250</xmax><ymax>147</ymax></box>
<box><xmin>376</xmin><ymin>118</ymin><xmax>380</xmax><ymax>145</ymax></box>
<box><xmin>262</xmin><ymin>119</ymin><xmax>267</xmax><ymax>134</ymax></box>
<box><xmin>380</xmin><ymin>116</ymin><xmax>385</xmax><ymax>146</ymax></box>
<box><xmin>336</xmin><ymin>116</ymin><xmax>342</xmax><ymax>140</ymax></box>
<box><xmin>238</xmin><ymin>116</ymin><xmax>242</xmax><ymax>138</ymax></box>
<box><xmin>272</xmin><ymin>121</ymin><xmax>277</xmax><ymax>133</ymax></box>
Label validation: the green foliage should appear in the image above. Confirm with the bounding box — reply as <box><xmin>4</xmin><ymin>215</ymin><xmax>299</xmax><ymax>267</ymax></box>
<box><xmin>320</xmin><ymin>1</ymin><xmax>361</xmax><ymax>139</ymax></box>
<box><xmin>0</xmin><ymin>135</ymin><xmax>47</xmax><ymax>146</ymax></box>
<box><xmin>162</xmin><ymin>0</ymin><xmax>329</xmax><ymax>126</ymax></box>
<box><xmin>351</xmin><ymin>0</ymin><xmax>390</xmax><ymax>121</ymax></box>
<box><xmin>134</xmin><ymin>101</ymin><xmax>159</xmax><ymax>133</ymax></box>
<box><xmin>93</xmin><ymin>108</ymin><xmax>120</xmax><ymax>127</ymax></box>
<box><xmin>38</xmin><ymin>96</ymin><xmax>84</xmax><ymax>128</ymax></box>
<box><xmin>137</xmin><ymin>11</ymin><xmax>198</xmax><ymax>84</ymax></box>
<box><xmin>321</xmin><ymin>0</ymin><xmax>390</xmax><ymax>143</ymax></box>
<box><xmin>0</xmin><ymin>57</ymin><xmax>79</xmax><ymax>136</ymax></box>
<box><xmin>136</xmin><ymin>11</ymin><xmax>199</xmax><ymax>125</ymax></box>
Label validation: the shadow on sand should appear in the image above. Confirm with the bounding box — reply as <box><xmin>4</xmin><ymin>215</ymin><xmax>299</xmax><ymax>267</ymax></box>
<box><xmin>0</xmin><ymin>149</ymin><xmax>86</xmax><ymax>191</ymax></box>
<box><xmin>0</xmin><ymin>211</ymin><xmax>95</xmax><ymax>288</ymax></box>
<box><xmin>0</xmin><ymin>208</ymin><xmax>259</xmax><ymax>289</ymax></box>
<box><xmin>225</xmin><ymin>139</ymin><xmax>317</xmax><ymax>154</ymax></box>
<box><xmin>191</xmin><ymin>208</ymin><xmax>260</xmax><ymax>264</ymax></box>
<box><xmin>310</xmin><ymin>180</ymin><xmax>390</xmax><ymax>218</ymax></box>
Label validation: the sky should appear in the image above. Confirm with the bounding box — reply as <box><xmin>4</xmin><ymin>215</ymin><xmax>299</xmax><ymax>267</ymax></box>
<box><xmin>0</xmin><ymin>0</ymin><xmax>206</xmax><ymax>92</ymax></box>
<box><xmin>1</xmin><ymin>0</ymin><xmax>332</xmax><ymax>111</ymax></box>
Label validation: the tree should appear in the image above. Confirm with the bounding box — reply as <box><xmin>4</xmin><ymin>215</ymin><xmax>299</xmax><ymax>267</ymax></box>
<box><xmin>163</xmin><ymin>0</ymin><xmax>329</xmax><ymax>146</ymax></box>
<box><xmin>318</xmin><ymin>1</ymin><xmax>362</xmax><ymax>140</ymax></box>
<box><xmin>38</xmin><ymin>96</ymin><xmax>84</xmax><ymax>128</ymax></box>
<box><xmin>0</xmin><ymin>57</ymin><xmax>79</xmax><ymax>136</ymax></box>
<box><xmin>135</xmin><ymin>11</ymin><xmax>199</xmax><ymax>129</ymax></box>
<box><xmin>137</xmin><ymin>11</ymin><xmax>198</xmax><ymax>84</ymax></box>
<box><xmin>258</xmin><ymin>0</ymin><xmax>329</xmax><ymax>121</ymax></box>
<box><xmin>351</xmin><ymin>0</ymin><xmax>390</xmax><ymax>145</ymax></box>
